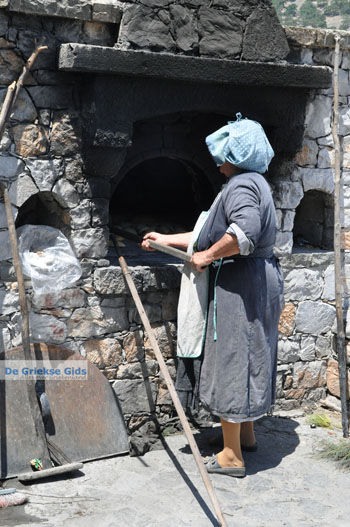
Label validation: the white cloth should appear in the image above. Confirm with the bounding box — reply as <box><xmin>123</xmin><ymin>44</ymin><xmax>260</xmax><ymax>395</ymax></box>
<box><xmin>176</xmin><ymin>211</ymin><xmax>210</xmax><ymax>358</ymax></box>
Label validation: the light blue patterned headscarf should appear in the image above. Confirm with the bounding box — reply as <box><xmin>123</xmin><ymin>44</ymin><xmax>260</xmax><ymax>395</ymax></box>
<box><xmin>205</xmin><ymin>113</ymin><xmax>274</xmax><ymax>174</ymax></box>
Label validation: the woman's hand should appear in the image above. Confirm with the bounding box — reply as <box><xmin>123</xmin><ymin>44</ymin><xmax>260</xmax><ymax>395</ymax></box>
<box><xmin>141</xmin><ymin>232</ymin><xmax>169</xmax><ymax>251</ymax></box>
<box><xmin>190</xmin><ymin>250</ymin><xmax>214</xmax><ymax>272</ymax></box>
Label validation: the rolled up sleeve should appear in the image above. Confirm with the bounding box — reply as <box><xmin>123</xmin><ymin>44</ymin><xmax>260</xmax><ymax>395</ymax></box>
<box><xmin>223</xmin><ymin>181</ymin><xmax>261</xmax><ymax>255</ymax></box>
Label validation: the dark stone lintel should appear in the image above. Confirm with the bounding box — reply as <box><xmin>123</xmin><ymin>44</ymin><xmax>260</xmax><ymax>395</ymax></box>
<box><xmin>59</xmin><ymin>43</ymin><xmax>332</xmax><ymax>89</ymax></box>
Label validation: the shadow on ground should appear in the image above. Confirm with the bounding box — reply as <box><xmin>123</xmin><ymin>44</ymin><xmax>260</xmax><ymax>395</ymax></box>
<box><xmin>179</xmin><ymin>416</ymin><xmax>300</xmax><ymax>476</ymax></box>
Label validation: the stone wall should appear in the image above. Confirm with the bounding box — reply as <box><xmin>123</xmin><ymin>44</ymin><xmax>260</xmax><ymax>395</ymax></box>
<box><xmin>0</xmin><ymin>0</ymin><xmax>349</xmax><ymax>452</ymax></box>
<box><xmin>273</xmin><ymin>27</ymin><xmax>350</xmax><ymax>414</ymax></box>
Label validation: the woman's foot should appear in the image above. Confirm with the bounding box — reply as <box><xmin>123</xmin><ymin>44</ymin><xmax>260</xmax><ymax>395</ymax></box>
<box><xmin>217</xmin><ymin>448</ymin><xmax>244</xmax><ymax>469</ymax></box>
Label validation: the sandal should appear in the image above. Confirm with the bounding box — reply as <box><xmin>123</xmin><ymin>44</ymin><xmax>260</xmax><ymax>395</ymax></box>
<box><xmin>204</xmin><ymin>455</ymin><xmax>246</xmax><ymax>478</ymax></box>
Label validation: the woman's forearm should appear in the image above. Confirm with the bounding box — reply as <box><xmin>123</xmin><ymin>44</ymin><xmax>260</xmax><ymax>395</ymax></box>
<box><xmin>142</xmin><ymin>231</ymin><xmax>192</xmax><ymax>250</ymax></box>
<box><xmin>207</xmin><ymin>233</ymin><xmax>240</xmax><ymax>260</ymax></box>
<box><xmin>163</xmin><ymin>232</ymin><xmax>192</xmax><ymax>249</ymax></box>
<box><xmin>190</xmin><ymin>233</ymin><xmax>240</xmax><ymax>271</ymax></box>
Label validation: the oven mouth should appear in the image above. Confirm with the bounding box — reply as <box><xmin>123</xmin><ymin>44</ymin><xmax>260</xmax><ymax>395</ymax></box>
<box><xmin>109</xmin><ymin>156</ymin><xmax>215</xmax><ymax>265</ymax></box>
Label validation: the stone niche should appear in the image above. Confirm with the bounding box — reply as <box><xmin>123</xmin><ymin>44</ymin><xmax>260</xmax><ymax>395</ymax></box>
<box><xmin>294</xmin><ymin>190</ymin><xmax>334</xmax><ymax>250</ymax></box>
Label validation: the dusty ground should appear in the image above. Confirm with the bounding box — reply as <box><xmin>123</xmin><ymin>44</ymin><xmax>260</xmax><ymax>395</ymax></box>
<box><xmin>1</xmin><ymin>414</ymin><xmax>350</xmax><ymax>527</ymax></box>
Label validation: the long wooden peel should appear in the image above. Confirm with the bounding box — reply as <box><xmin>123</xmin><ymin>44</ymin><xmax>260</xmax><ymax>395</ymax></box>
<box><xmin>111</xmin><ymin>234</ymin><xmax>227</xmax><ymax>527</ymax></box>
<box><xmin>332</xmin><ymin>35</ymin><xmax>349</xmax><ymax>438</ymax></box>
<box><xmin>112</xmin><ymin>227</ymin><xmax>191</xmax><ymax>262</ymax></box>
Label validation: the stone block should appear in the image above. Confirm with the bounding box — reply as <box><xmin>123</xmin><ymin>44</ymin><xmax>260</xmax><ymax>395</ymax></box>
<box><xmin>300</xmin><ymin>48</ymin><xmax>313</xmax><ymax>65</ymax></box>
<box><xmin>83</xmin><ymin>338</ymin><xmax>123</xmax><ymax>367</ymax></box>
<box><xmin>68</xmin><ymin>305</ymin><xmax>128</xmax><ymax>338</ymax></box>
<box><xmin>65</xmin><ymin>159</ymin><xmax>84</xmax><ymax>183</ymax></box>
<box><xmin>0</xmin><ymin>290</ymin><xmax>18</xmax><ymax>314</ymax></box>
<box><xmin>274</xmin><ymin>231</ymin><xmax>293</xmax><ymax>256</ymax></box>
<box><xmin>326</xmin><ymin>359</ymin><xmax>350</xmax><ymax>398</ymax></box>
<box><xmin>29</xmin><ymin>313</ymin><xmax>67</xmax><ymax>344</ymax></box>
<box><xmin>32</xmin><ymin>288</ymin><xmax>86</xmax><ymax>309</ymax></box>
<box><xmin>295</xmin><ymin>301</ymin><xmax>336</xmax><ymax>335</ymax></box>
<box><xmin>282</xmin><ymin>210</ymin><xmax>295</xmax><ymax>232</ymax></box>
<box><xmin>273</xmin><ymin>181</ymin><xmax>303</xmax><ymax>209</ymax></box>
<box><xmin>25</xmin><ymin>159</ymin><xmax>63</xmax><ymax>192</ymax></box>
<box><xmin>50</xmin><ymin>113</ymin><xmax>82</xmax><ymax>156</ymax></box>
<box><xmin>12</xmin><ymin>124</ymin><xmax>49</xmax><ymax>157</ymax></box>
<box><xmin>315</xmin><ymin>334</ymin><xmax>334</xmax><ymax>359</ymax></box>
<box><xmin>339</xmin><ymin>107</ymin><xmax>350</xmax><ymax>136</ymax></box>
<box><xmin>317</xmin><ymin>147</ymin><xmax>334</xmax><ymax>169</ymax></box>
<box><xmin>275</xmin><ymin>209</ymin><xmax>282</xmax><ymax>230</ymax></box>
<box><xmin>92</xmin><ymin>0</ymin><xmax>123</xmax><ymax>23</ymax></box>
<box><xmin>91</xmin><ymin>198</ymin><xmax>109</xmax><ymax>227</ymax></box>
<box><xmin>313</xmin><ymin>48</ymin><xmax>335</xmax><ymax>67</ymax></box>
<box><xmin>339</xmin><ymin>69</ymin><xmax>350</xmax><ymax>97</ymax></box>
<box><xmin>0</xmin><ymin>129</ymin><xmax>11</xmax><ymax>152</ymax></box>
<box><xmin>341</xmin><ymin>229</ymin><xmax>350</xmax><ymax>250</ymax></box>
<box><xmin>8</xmin><ymin>173</ymin><xmax>38</xmax><ymax>207</ymax></box>
<box><xmin>0</xmin><ymin>48</ymin><xmax>28</xmax><ymax>84</ymax></box>
<box><xmin>284</xmin><ymin>268</ymin><xmax>323</xmax><ymax>301</ymax></box>
<box><xmin>0</xmin><ymin>230</ymin><xmax>12</xmax><ymax>260</ymax></box>
<box><xmin>144</xmin><ymin>322</ymin><xmax>175</xmax><ymax>360</ymax></box>
<box><xmin>0</xmin><ymin>203</ymin><xmax>17</xmax><ymax>229</ymax></box>
<box><xmin>304</xmin><ymin>95</ymin><xmax>332</xmax><ymax>139</ymax></box>
<box><xmin>70</xmin><ymin>200</ymin><xmax>91</xmax><ymax>229</ymax></box>
<box><xmin>0</xmin><ymin>11</ymin><xmax>8</xmax><ymax>36</ymax></box>
<box><xmin>142</xmin><ymin>266</ymin><xmax>182</xmax><ymax>291</ymax></box>
<box><xmin>129</xmin><ymin>303</ymin><xmax>162</xmax><ymax>325</ymax></box>
<box><xmin>323</xmin><ymin>265</ymin><xmax>336</xmax><ymax>301</ymax></box>
<box><xmin>162</xmin><ymin>290</ymin><xmax>178</xmax><ymax>321</ymax></box>
<box><xmin>82</xmin><ymin>21</ymin><xmax>114</xmax><ymax>46</ymax></box>
<box><xmin>293</xmin><ymin>360</ymin><xmax>326</xmax><ymax>389</ymax></box>
<box><xmin>123</xmin><ymin>330</ymin><xmax>144</xmax><ymax>363</ymax></box>
<box><xmin>317</xmin><ymin>134</ymin><xmax>334</xmax><ymax>147</ymax></box>
<box><xmin>118</xmin><ymin>5</ymin><xmax>175</xmax><ymax>52</ymax></box>
<box><xmin>278</xmin><ymin>339</ymin><xmax>299</xmax><ymax>363</ymax></box>
<box><xmin>70</xmin><ymin>228</ymin><xmax>108</xmax><ymax>258</ymax></box>
<box><xmin>94</xmin><ymin>266</ymin><xmax>143</xmax><ymax>295</ymax></box>
<box><xmin>52</xmin><ymin>179</ymin><xmax>80</xmax><ymax>208</ymax></box>
<box><xmin>299</xmin><ymin>335</ymin><xmax>316</xmax><ymax>361</ymax></box>
<box><xmin>295</xmin><ymin>139</ymin><xmax>318</xmax><ymax>166</ymax></box>
<box><xmin>278</xmin><ymin>303</ymin><xmax>295</xmax><ymax>336</ymax></box>
<box><xmin>169</xmin><ymin>4</ymin><xmax>198</xmax><ymax>54</ymax></box>
<box><xmin>242</xmin><ymin>7</ymin><xmax>289</xmax><ymax>62</ymax></box>
<box><xmin>341</xmin><ymin>52</ymin><xmax>350</xmax><ymax>70</ymax></box>
<box><xmin>27</xmin><ymin>86</ymin><xmax>74</xmax><ymax>110</ymax></box>
<box><xmin>299</xmin><ymin>167</ymin><xmax>334</xmax><ymax>195</ymax></box>
<box><xmin>198</xmin><ymin>7</ymin><xmax>243</xmax><ymax>59</ymax></box>
<box><xmin>112</xmin><ymin>379</ymin><xmax>157</xmax><ymax>414</ymax></box>
<box><xmin>8</xmin><ymin>0</ymin><xmax>92</xmax><ymax>21</ymax></box>
<box><xmin>0</xmin><ymin>88</ymin><xmax>37</xmax><ymax>122</ymax></box>
<box><xmin>0</xmin><ymin>156</ymin><xmax>24</xmax><ymax>181</ymax></box>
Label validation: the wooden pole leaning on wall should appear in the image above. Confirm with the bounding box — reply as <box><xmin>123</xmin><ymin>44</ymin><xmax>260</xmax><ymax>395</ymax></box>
<box><xmin>111</xmin><ymin>234</ymin><xmax>228</xmax><ymax>527</ymax></box>
<box><xmin>332</xmin><ymin>34</ymin><xmax>349</xmax><ymax>438</ymax></box>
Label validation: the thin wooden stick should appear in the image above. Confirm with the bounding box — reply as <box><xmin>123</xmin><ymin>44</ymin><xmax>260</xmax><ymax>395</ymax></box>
<box><xmin>0</xmin><ymin>81</ymin><xmax>15</xmax><ymax>141</ymax></box>
<box><xmin>112</xmin><ymin>234</ymin><xmax>227</xmax><ymax>527</ymax></box>
<box><xmin>332</xmin><ymin>34</ymin><xmax>349</xmax><ymax>438</ymax></box>
<box><xmin>0</xmin><ymin>42</ymin><xmax>55</xmax><ymax>472</ymax></box>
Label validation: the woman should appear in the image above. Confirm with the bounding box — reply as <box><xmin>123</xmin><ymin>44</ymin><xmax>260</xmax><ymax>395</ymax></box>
<box><xmin>142</xmin><ymin>114</ymin><xmax>284</xmax><ymax>477</ymax></box>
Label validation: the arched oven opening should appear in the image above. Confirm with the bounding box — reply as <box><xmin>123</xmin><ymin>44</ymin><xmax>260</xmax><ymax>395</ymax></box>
<box><xmin>110</xmin><ymin>156</ymin><xmax>215</xmax><ymax>264</ymax></box>
<box><xmin>293</xmin><ymin>189</ymin><xmax>334</xmax><ymax>250</ymax></box>
<box><xmin>15</xmin><ymin>191</ymin><xmax>71</xmax><ymax>238</ymax></box>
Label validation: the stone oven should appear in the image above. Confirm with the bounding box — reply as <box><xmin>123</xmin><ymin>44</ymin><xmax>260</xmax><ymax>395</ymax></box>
<box><xmin>0</xmin><ymin>0</ymin><xmax>349</xmax><ymax>452</ymax></box>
